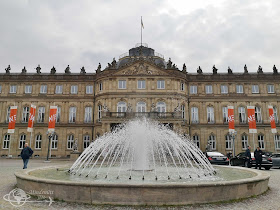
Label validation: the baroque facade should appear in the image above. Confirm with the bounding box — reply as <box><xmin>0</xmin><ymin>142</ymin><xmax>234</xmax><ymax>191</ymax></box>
<box><xmin>0</xmin><ymin>44</ymin><xmax>280</xmax><ymax>158</ymax></box>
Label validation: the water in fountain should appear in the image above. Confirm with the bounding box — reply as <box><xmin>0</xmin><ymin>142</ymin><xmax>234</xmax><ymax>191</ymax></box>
<box><xmin>69</xmin><ymin>118</ymin><xmax>216</xmax><ymax>181</ymax></box>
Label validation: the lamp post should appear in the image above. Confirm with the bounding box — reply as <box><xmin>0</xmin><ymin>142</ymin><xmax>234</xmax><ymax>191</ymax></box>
<box><xmin>46</xmin><ymin>132</ymin><xmax>54</xmax><ymax>162</ymax></box>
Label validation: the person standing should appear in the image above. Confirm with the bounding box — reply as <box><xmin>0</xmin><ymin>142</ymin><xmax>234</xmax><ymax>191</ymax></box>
<box><xmin>254</xmin><ymin>146</ymin><xmax>263</xmax><ymax>170</ymax></box>
<box><xmin>245</xmin><ymin>145</ymin><xmax>251</xmax><ymax>168</ymax></box>
<box><xmin>20</xmin><ymin>143</ymin><xmax>33</xmax><ymax>169</ymax></box>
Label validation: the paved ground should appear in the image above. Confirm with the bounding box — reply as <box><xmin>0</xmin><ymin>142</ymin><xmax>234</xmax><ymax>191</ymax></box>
<box><xmin>0</xmin><ymin>158</ymin><xmax>279</xmax><ymax>210</ymax></box>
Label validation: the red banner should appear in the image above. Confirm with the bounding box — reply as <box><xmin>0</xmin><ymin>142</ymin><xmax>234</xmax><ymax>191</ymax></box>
<box><xmin>27</xmin><ymin>104</ymin><xmax>36</xmax><ymax>132</ymax></box>
<box><xmin>8</xmin><ymin>106</ymin><xmax>17</xmax><ymax>133</ymax></box>
<box><xmin>228</xmin><ymin>106</ymin><xmax>235</xmax><ymax>132</ymax></box>
<box><xmin>268</xmin><ymin>105</ymin><xmax>277</xmax><ymax>133</ymax></box>
<box><xmin>48</xmin><ymin>106</ymin><xmax>57</xmax><ymax>133</ymax></box>
<box><xmin>247</xmin><ymin>106</ymin><xmax>257</xmax><ymax>133</ymax></box>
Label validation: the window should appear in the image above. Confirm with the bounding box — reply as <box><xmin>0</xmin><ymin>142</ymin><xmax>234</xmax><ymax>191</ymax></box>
<box><xmin>67</xmin><ymin>135</ymin><xmax>75</xmax><ymax>149</ymax></box>
<box><xmin>35</xmin><ymin>134</ymin><xmax>42</xmax><ymax>149</ymax></box>
<box><xmin>156</xmin><ymin>102</ymin><xmax>165</xmax><ymax>117</ymax></box>
<box><xmin>71</xmin><ymin>85</ymin><xmax>78</xmax><ymax>94</ymax></box>
<box><xmin>19</xmin><ymin>134</ymin><xmax>26</xmax><ymax>149</ymax></box>
<box><xmin>191</xmin><ymin>107</ymin><xmax>199</xmax><ymax>123</ymax></box>
<box><xmin>55</xmin><ymin>85</ymin><xmax>63</xmax><ymax>94</ymax></box>
<box><xmin>84</xmin><ymin>107</ymin><xmax>92</xmax><ymax>123</ymax></box>
<box><xmin>205</xmin><ymin>85</ymin><xmax>213</xmax><ymax>94</ymax></box>
<box><xmin>252</xmin><ymin>85</ymin><xmax>259</xmax><ymax>94</ymax></box>
<box><xmin>0</xmin><ymin>85</ymin><xmax>2</xmax><ymax>93</ymax></box>
<box><xmin>238</xmin><ymin>107</ymin><xmax>246</xmax><ymax>123</ymax></box>
<box><xmin>37</xmin><ymin>107</ymin><xmax>45</xmax><ymax>123</ymax></box>
<box><xmin>222</xmin><ymin>107</ymin><xmax>228</xmax><ymax>123</ymax></box>
<box><xmin>25</xmin><ymin>85</ymin><xmax>32</xmax><ymax>94</ymax></box>
<box><xmin>51</xmin><ymin>134</ymin><xmax>58</xmax><ymax>149</ymax></box>
<box><xmin>258</xmin><ymin>134</ymin><xmax>265</xmax><ymax>149</ymax></box>
<box><xmin>236</xmin><ymin>85</ymin><xmax>244</xmax><ymax>94</ymax></box>
<box><xmin>180</xmin><ymin>82</ymin><xmax>185</xmax><ymax>91</ymax></box>
<box><xmin>193</xmin><ymin>135</ymin><xmax>200</xmax><ymax>148</ymax></box>
<box><xmin>273</xmin><ymin>106</ymin><xmax>279</xmax><ymax>123</ymax></box>
<box><xmin>207</xmin><ymin>107</ymin><xmax>214</xmax><ymax>123</ymax></box>
<box><xmin>274</xmin><ymin>135</ymin><xmax>280</xmax><ymax>150</ymax></box>
<box><xmin>22</xmin><ymin>106</ymin><xmax>29</xmax><ymax>123</ymax></box>
<box><xmin>118</xmin><ymin>80</ymin><xmax>126</xmax><ymax>89</ymax></box>
<box><xmin>86</xmin><ymin>85</ymin><xmax>93</xmax><ymax>94</ymax></box>
<box><xmin>99</xmin><ymin>82</ymin><xmax>103</xmax><ymax>91</ymax></box>
<box><xmin>181</xmin><ymin>104</ymin><xmax>185</xmax><ymax>119</ymax></box>
<box><xmin>83</xmin><ymin>135</ymin><xmax>90</xmax><ymax>149</ymax></box>
<box><xmin>157</xmin><ymin>80</ymin><xmax>165</xmax><ymax>89</ymax></box>
<box><xmin>225</xmin><ymin>134</ymin><xmax>232</xmax><ymax>150</ymax></box>
<box><xmin>241</xmin><ymin>134</ymin><xmax>248</xmax><ymax>150</ymax></box>
<box><xmin>6</xmin><ymin>107</ymin><xmax>11</xmax><ymax>123</ymax></box>
<box><xmin>208</xmin><ymin>135</ymin><xmax>216</xmax><ymax>150</ymax></box>
<box><xmin>40</xmin><ymin>85</ymin><xmax>47</xmax><ymax>94</ymax></box>
<box><xmin>138</xmin><ymin>80</ymin><xmax>146</xmax><ymax>89</ymax></box>
<box><xmin>69</xmin><ymin>107</ymin><xmax>77</xmax><ymax>123</ymax></box>
<box><xmin>56</xmin><ymin>107</ymin><xmax>61</xmax><ymax>123</ymax></box>
<box><xmin>190</xmin><ymin>85</ymin><xmax>197</xmax><ymax>94</ymax></box>
<box><xmin>117</xmin><ymin>102</ymin><xmax>126</xmax><ymax>113</ymax></box>
<box><xmin>221</xmin><ymin>85</ymin><xmax>228</xmax><ymax>94</ymax></box>
<box><xmin>137</xmin><ymin>102</ymin><xmax>147</xmax><ymax>117</ymax></box>
<box><xmin>255</xmin><ymin>106</ymin><xmax>262</xmax><ymax>123</ymax></box>
<box><xmin>98</xmin><ymin>105</ymin><xmax>102</xmax><ymax>121</ymax></box>
<box><xmin>3</xmin><ymin>134</ymin><xmax>10</xmax><ymax>149</ymax></box>
<box><xmin>267</xmin><ymin>85</ymin><xmax>275</xmax><ymax>93</ymax></box>
<box><xmin>10</xmin><ymin>85</ymin><xmax>17</xmax><ymax>94</ymax></box>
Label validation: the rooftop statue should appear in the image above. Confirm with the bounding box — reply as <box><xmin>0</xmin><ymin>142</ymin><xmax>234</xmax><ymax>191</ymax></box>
<box><xmin>273</xmin><ymin>65</ymin><xmax>278</xmax><ymax>74</ymax></box>
<box><xmin>244</xmin><ymin>64</ymin><xmax>248</xmax><ymax>74</ymax></box>
<box><xmin>65</xmin><ymin>65</ymin><xmax>71</xmax><ymax>74</ymax></box>
<box><xmin>21</xmin><ymin>66</ymin><xmax>27</xmax><ymax>74</ymax></box>
<box><xmin>111</xmin><ymin>58</ymin><xmax>117</xmax><ymax>69</ymax></box>
<box><xmin>80</xmin><ymin>66</ymin><xmax>86</xmax><ymax>74</ymax></box>
<box><xmin>50</xmin><ymin>66</ymin><xmax>56</xmax><ymax>74</ymax></box>
<box><xmin>182</xmin><ymin>63</ymin><xmax>187</xmax><ymax>73</ymax></box>
<box><xmin>257</xmin><ymin>65</ymin><xmax>263</xmax><ymax>74</ymax></box>
<box><xmin>172</xmin><ymin>64</ymin><xmax>178</xmax><ymax>69</ymax></box>
<box><xmin>212</xmin><ymin>65</ymin><xmax>218</xmax><ymax>74</ymax></box>
<box><xmin>167</xmin><ymin>58</ymin><xmax>172</xmax><ymax>69</ymax></box>
<box><xmin>36</xmin><ymin>65</ymin><xmax>41</xmax><ymax>74</ymax></box>
<box><xmin>197</xmin><ymin>66</ymin><xmax>203</xmax><ymax>74</ymax></box>
<box><xmin>228</xmin><ymin>66</ymin><xmax>233</xmax><ymax>74</ymax></box>
<box><xmin>97</xmin><ymin>63</ymin><xmax>101</xmax><ymax>73</ymax></box>
<box><xmin>5</xmin><ymin>65</ymin><xmax>11</xmax><ymax>74</ymax></box>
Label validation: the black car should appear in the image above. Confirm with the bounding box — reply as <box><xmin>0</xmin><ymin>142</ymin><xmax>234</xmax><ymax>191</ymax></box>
<box><xmin>230</xmin><ymin>152</ymin><xmax>273</xmax><ymax>170</ymax></box>
<box><xmin>205</xmin><ymin>152</ymin><xmax>229</xmax><ymax>165</ymax></box>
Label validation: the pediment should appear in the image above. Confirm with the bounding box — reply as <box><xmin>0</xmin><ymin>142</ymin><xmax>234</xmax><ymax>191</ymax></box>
<box><xmin>114</xmin><ymin>62</ymin><xmax>169</xmax><ymax>76</ymax></box>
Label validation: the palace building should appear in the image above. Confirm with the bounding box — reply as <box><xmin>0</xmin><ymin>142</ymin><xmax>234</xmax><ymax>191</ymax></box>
<box><xmin>0</xmin><ymin>43</ymin><xmax>280</xmax><ymax>158</ymax></box>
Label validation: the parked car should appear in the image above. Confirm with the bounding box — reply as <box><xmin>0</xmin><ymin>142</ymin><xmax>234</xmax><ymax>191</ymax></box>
<box><xmin>262</xmin><ymin>151</ymin><xmax>273</xmax><ymax>157</ymax></box>
<box><xmin>271</xmin><ymin>153</ymin><xmax>280</xmax><ymax>168</ymax></box>
<box><xmin>205</xmin><ymin>152</ymin><xmax>229</xmax><ymax>165</ymax></box>
<box><xmin>230</xmin><ymin>152</ymin><xmax>273</xmax><ymax>170</ymax></box>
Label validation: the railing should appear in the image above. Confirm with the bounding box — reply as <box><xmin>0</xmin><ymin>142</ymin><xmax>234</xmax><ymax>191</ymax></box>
<box><xmin>102</xmin><ymin>112</ymin><xmax>182</xmax><ymax>119</ymax></box>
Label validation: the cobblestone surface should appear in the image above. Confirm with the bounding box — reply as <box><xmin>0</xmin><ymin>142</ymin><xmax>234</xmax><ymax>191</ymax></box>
<box><xmin>0</xmin><ymin>158</ymin><xmax>279</xmax><ymax>210</ymax></box>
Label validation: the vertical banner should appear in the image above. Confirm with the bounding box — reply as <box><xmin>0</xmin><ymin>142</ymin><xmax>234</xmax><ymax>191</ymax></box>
<box><xmin>228</xmin><ymin>106</ymin><xmax>235</xmax><ymax>133</ymax></box>
<box><xmin>268</xmin><ymin>105</ymin><xmax>277</xmax><ymax>133</ymax></box>
<box><xmin>27</xmin><ymin>104</ymin><xmax>36</xmax><ymax>132</ymax></box>
<box><xmin>247</xmin><ymin>106</ymin><xmax>257</xmax><ymax>133</ymax></box>
<box><xmin>8</xmin><ymin>106</ymin><xmax>18</xmax><ymax>133</ymax></box>
<box><xmin>48</xmin><ymin>106</ymin><xmax>57</xmax><ymax>133</ymax></box>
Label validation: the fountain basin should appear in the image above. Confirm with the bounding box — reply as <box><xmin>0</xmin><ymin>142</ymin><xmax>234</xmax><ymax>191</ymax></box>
<box><xmin>15</xmin><ymin>165</ymin><xmax>270</xmax><ymax>205</ymax></box>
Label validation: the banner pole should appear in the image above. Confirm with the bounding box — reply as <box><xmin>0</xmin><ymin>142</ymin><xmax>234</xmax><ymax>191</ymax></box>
<box><xmin>253</xmin><ymin>133</ymin><xmax>255</xmax><ymax>151</ymax></box>
<box><xmin>29</xmin><ymin>131</ymin><xmax>32</xmax><ymax>148</ymax></box>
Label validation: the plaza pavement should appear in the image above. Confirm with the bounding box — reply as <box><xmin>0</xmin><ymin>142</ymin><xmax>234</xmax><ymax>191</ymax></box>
<box><xmin>0</xmin><ymin>158</ymin><xmax>279</xmax><ymax>210</ymax></box>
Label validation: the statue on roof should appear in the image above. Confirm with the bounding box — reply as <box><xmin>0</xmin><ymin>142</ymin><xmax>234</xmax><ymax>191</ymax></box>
<box><xmin>36</xmin><ymin>65</ymin><xmax>41</xmax><ymax>74</ymax></box>
<box><xmin>228</xmin><ymin>66</ymin><xmax>233</xmax><ymax>74</ymax></box>
<box><xmin>182</xmin><ymin>63</ymin><xmax>187</xmax><ymax>73</ymax></box>
<box><xmin>257</xmin><ymin>65</ymin><xmax>263</xmax><ymax>74</ymax></box>
<box><xmin>197</xmin><ymin>66</ymin><xmax>203</xmax><ymax>74</ymax></box>
<box><xmin>167</xmin><ymin>58</ymin><xmax>172</xmax><ymax>69</ymax></box>
<box><xmin>21</xmin><ymin>66</ymin><xmax>27</xmax><ymax>74</ymax></box>
<box><xmin>51</xmin><ymin>66</ymin><xmax>56</xmax><ymax>74</ymax></box>
<box><xmin>65</xmin><ymin>65</ymin><xmax>71</xmax><ymax>74</ymax></box>
<box><xmin>111</xmin><ymin>58</ymin><xmax>117</xmax><ymax>69</ymax></box>
<box><xmin>5</xmin><ymin>65</ymin><xmax>11</xmax><ymax>74</ymax></box>
<box><xmin>244</xmin><ymin>64</ymin><xmax>248</xmax><ymax>74</ymax></box>
<box><xmin>80</xmin><ymin>66</ymin><xmax>86</xmax><ymax>74</ymax></box>
<box><xmin>273</xmin><ymin>65</ymin><xmax>278</xmax><ymax>74</ymax></box>
<box><xmin>172</xmin><ymin>64</ymin><xmax>178</xmax><ymax>69</ymax></box>
<box><xmin>212</xmin><ymin>65</ymin><xmax>218</xmax><ymax>74</ymax></box>
<box><xmin>97</xmin><ymin>63</ymin><xmax>101</xmax><ymax>73</ymax></box>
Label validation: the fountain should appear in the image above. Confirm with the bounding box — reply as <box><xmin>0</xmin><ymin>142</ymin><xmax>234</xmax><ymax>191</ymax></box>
<box><xmin>15</xmin><ymin>118</ymin><xmax>270</xmax><ymax>205</ymax></box>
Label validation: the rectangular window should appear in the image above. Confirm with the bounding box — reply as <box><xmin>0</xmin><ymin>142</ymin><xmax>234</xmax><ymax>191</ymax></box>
<box><xmin>3</xmin><ymin>134</ymin><xmax>10</xmax><ymax>149</ymax></box>
<box><xmin>242</xmin><ymin>135</ymin><xmax>248</xmax><ymax>150</ymax></box>
<box><xmin>238</xmin><ymin>107</ymin><xmax>246</xmax><ymax>123</ymax></box>
<box><xmin>258</xmin><ymin>135</ymin><xmax>265</xmax><ymax>149</ymax></box>
<box><xmin>10</xmin><ymin>85</ymin><xmax>17</xmax><ymax>94</ymax></box>
<box><xmin>84</xmin><ymin>107</ymin><xmax>92</xmax><ymax>123</ymax></box>
<box><xmin>98</xmin><ymin>105</ymin><xmax>102</xmax><ymax>121</ymax></box>
<box><xmin>83</xmin><ymin>135</ymin><xmax>90</xmax><ymax>149</ymax></box>
<box><xmin>0</xmin><ymin>85</ymin><xmax>2</xmax><ymax>93</ymax></box>
<box><xmin>157</xmin><ymin>80</ymin><xmax>165</xmax><ymax>89</ymax></box>
<box><xmin>40</xmin><ymin>85</ymin><xmax>47</xmax><ymax>94</ymax></box>
<box><xmin>273</xmin><ymin>106</ymin><xmax>279</xmax><ymax>124</ymax></box>
<box><xmin>208</xmin><ymin>135</ymin><xmax>216</xmax><ymax>150</ymax></box>
<box><xmin>207</xmin><ymin>107</ymin><xmax>215</xmax><ymax>123</ymax></box>
<box><xmin>236</xmin><ymin>85</ymin><xmax>244</xmax><ymax>94</ymax></box>
<box><xmin>6</xmin><ymin>107</ymin><xmax>11</xmax><ymax>123</ymax></box>
<box><xmin>51</xmin><ymin>135</ymin><xmax>58</xmax><ymax>149</ymax></box>
<box><xmin>137</xmin><ymin>80</ymin><xmax>146</xmax><ymax>89</ymax></box>
<box><xmin>252</xmin><ymin>85</ymin><xmax>259</xmax><ymax>93</ymax></box>
<box><xmin>274</xmin><ymin>135</ymin><xmax>280</xmax><ymax>150</ymax></box>
<box><xmin>193</xmin><ymin>135</ymin><xmax>200</xmax><ymax>148</ymax></box>
<box><xmin>190</xmin><ymin>85</ymin><xmax>197</xmax><ymax>94</ymax></box>
<box><xmin>221</xmin><ymin>85</ymin><xmax>228</xmax><ymax>94</ymax></box>
<box><xmin>255</xmin><ymin>107</ymin><xmax>262</xmax><ymax>123</ymax></box>
<box><xmin>35</xmin><ymin>135</ymin><xmax>42</xmax><ymax>149</ymax></box>
<box><xmin>22</xmin><ymin>107</ymin><xmax>29</xmax><ymax>123</ymax></box>
<box><xmin>67</xmin><ymin>135</ymin><xmax>74</xmax><ymax>149</ymax></box>
<box><xmin>19</xmin><ymin>134</ymin><xmax>26</xmax><ymax>149</ymax></box>
<box><xmin>205</xmin><ymin>85</ymin><xmax>213</xmax><ymax>94</ymax></box>
<box><xmin>180</xmin><ymin>82</ymin><xmax>184</xmax><ymax>91</ymax></box>
<box><xmin>71</xmin><ymin>85</ymin><xmax>78</xmax><ymax>94</ymax></box>
<box><xmin>86</xmin><ymin>85</ymin><xmax>93</xmax><ymax>94</ymax></box>
<box><xmin>55</xmin><ymin>85</ymin><xmax>63</xmax><ymax>94</ymax></box>
<box><xmin>25</xmin><ymin>85</ymin><xmax>32</xmax><ymax>94</ymax></box>
<box><xmin>267</xmin><ymin>85</ymin><xmax>275</xmax><ymax>93</ymax></box>
<box><xmin>69</xmin><ymin>107</ymin><xmax>77</xmax><ymax>123</ymax></box>
<box><xmin>222</xmin><ymin>107</ymin><xmax>228</xmax><ymax>123</ymax></box>
<box><xmin>56</xmin><ymin>107</ymin><xmax>61</xmax><ymax>123</ymax></box>
<box><xmin>181</xmin><ymin>104</ymin><xmax>185</xmax><ymax>119</ymax></box>
<box><xmin>225</xmin><ymin>135</ymin><xmax>232</xmax><ymax>150</ymax></box>
<box><xmin>191</xmin><ymin>107</ymin><xmax>199</xmax><ymax>123</ymax></box>
<box><xmin>99</xmin><ymin>82</ymin><xmax>103</xmax><ymax>91</ymax></box>
<box><xmin>37</xmin><ymin>107</ymin><xmax>45</xmax><ymax>123</ymax></box>
<box><xmin>118</xmin><ymin>80</ymin><xmax>126</xmax><ymax>89</ymax></box>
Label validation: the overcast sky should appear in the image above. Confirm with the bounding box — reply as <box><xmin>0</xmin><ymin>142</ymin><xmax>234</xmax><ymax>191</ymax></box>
<box><xmin>0</xmin><ymin>0</ymin><xmax>279</xmax><ymax>73</ymax></box>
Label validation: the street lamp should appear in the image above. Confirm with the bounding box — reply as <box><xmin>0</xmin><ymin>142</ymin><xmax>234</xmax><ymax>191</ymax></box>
<box><xmin>46</xmin><ymin>132</ymin><xmax>54</xmax><ymax>162</ymax></box>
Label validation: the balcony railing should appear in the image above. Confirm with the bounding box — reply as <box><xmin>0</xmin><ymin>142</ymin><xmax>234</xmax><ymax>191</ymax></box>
<box><xmin>102</xmin><ymin>112</ymin><xmax>182</xmax><ymax>119</ymax></box>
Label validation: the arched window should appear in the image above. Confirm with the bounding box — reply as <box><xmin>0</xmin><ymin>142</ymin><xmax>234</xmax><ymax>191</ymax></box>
<box><xmin>35</xmin><ymin>134</ymin><xmax>42</xmax><ymax>149</ymax></box>
<box><xmin>19</xmin><ymin>134</ymin><xmax>26</xmax><ymax>149</ymax></box>
<box><xmin>117</xmin><ymin>102</ymin><xmax>126</xmax><ymax>112</ymax></box>
<box><xmin>84</xmin><ymin>107</ymin><xmax>92</xmax><ymax>123</ymax></box>
<box><xmin>225</xmin><ymin>134</ymin><xmax>232</xmax><ymax>150</ymax></box>
<box><xmin>51</xmin><ymin>134</ymin><xmax>58</xmax><ymax>149</ymax></box>
<box><xmin>222</xmin><ymin>107</ymin><xmax>228</xmax><ymax>123</ymax></box>
<box><xmin>273</xmin><ymin>106</ymin><xmax>279</xmax><ymax>123</ymax></box>
<box><xmin>69</xmin><ymin>107</ymin><xmax>77</xmax><ymax>123</ymax></box>
<box><xmin>255</xmin><ymin>106</ymin><xmax>262</xmax><ymax>123</ymax></box>
<box><xmin>56</xmin><ymin>106</ymin><xmax>61</xmax><ymax>123</ymax></box>
<box><xmin>3</xmin><ymin>134</ymin><xmax>10</xmax><ymax>149</ymax></box>
<box><xmin>156</xmin><ymin>102</ymin><xmax>166</xmax><ymax>112</ymax></box>
<box><xmin>238</xmin><ymin>107</ymin><xmax>246</xmax><ymax>123</ymax></box>
<box><xmin>83</xmin><ymin>135</ymin><xmax>90</xmax><ymax>149</ymax></box>
<box><xmin>191</xmin><ymin>107</ymin><xmax>199</xmax><ymax>123</ymax></box>
<box><xmin>208</xmin><ymin>135</ymin><xmax>216</xmax><ymax>150</ymax></box>
<box><xmin>67</xmin><ymin>135</ymin><xmax>74</xmax><ymax>149</ymax></box>
<box><xmin>137</xmin><ymin>101</ymin><xmax>146</xmax><ymax>112</ymax></box>
<box><xmin>241</xmin><ymin>134</ymin><xmax>248</xmax><ymax>150</ymax></box>
<box><xmin>207</xmin><ymin>106</ymin><xmax>214</xmax><ymax>123</ymax></box>
<box><xmin>258</xmin><ymin>134</ymin><xmax>265</xmax><ymax>149</ymax></box>
<box><xmin>22</xmin><ymin>106</ymin><xmax>29</xmax><ymax>123</ymax></box>
<box><xmin>193</xmin><ymin>135</ymin><xmax>200</xmax><ymax>148</ymax></box>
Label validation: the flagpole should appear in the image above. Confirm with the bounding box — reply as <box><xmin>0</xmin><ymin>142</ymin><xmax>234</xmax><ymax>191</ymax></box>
<box><xmin>141</xmin><ymin>16</ymin><xmax>142</xmax><ymax>46</ymax></box>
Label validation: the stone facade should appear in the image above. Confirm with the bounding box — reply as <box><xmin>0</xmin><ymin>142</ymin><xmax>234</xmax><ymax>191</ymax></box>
<box><xmin>0</xmin><ymin>45</ymin><xmax>280</xmax><ymax>158</ymax></box>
